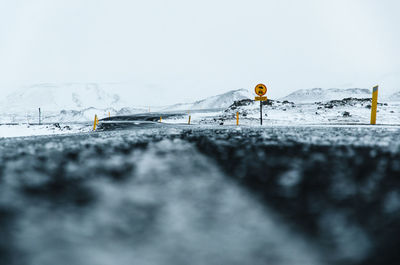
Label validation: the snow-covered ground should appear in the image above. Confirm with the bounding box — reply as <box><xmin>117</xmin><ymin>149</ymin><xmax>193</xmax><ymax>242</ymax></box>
<box><xmin>279</xmin><ymin>87</ymin><xmax>400</xmax><ymax>103</ymax></box>
<box><xmin>1</xmin><ymin>86</ymin><xmax>400</xmax><ymax>138</ymax></box>
<box><xmin>0</xmin><ymin>83</ymin><xmax>148</xmax><ymax>125</ymax></box>
<box><xmin>1</xmin><ymin>108</ymin><xmax>113</xmax><ymax>124</ymax></box>
<box><xmin>0</xmin><ymin>123</ymin><xmax>91</xmax><ymax>138</ymax></box>
<box><xmin>163</xmin><ymin>99</ymin><xmax>400</xmax><ymax>126</ymax></box>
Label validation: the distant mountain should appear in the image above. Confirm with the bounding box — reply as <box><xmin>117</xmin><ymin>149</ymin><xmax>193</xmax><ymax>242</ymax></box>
<box><xmin>280</xmin><ymin>88</ymin><xmax>371</xmax><ymax>103</ymax></box>
<box><xmin>388</xmin><ymin>91</ymin><xmax>400</xmax><ymax>102</ymax></box>
<box><xmin>163</xmin><ymin>89</ymin><xmax>253</xmax><ymax>111</ymax></box>
<box><xmin>0</xmin><ymin>83</ymin><xmax>127</xmax><ymax>113</ymax></box>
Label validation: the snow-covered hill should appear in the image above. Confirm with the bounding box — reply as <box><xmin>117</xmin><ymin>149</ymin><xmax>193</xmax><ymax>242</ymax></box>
<box><xmin>0</xmin><ymin>83</ymin><xmax>127</xmax><ymax>113</ymax></box>
<box><xmin>163</xmin><ymin>89</ymin><xmax>253</xmax><ymax>111</ymax></box>
<box><xmin>280</xmin><ymin>88</ymin><xmax>372</xmax><ymax>103</ymax></box>
<box><xmin>388</xmin><ymin>91</ymin><xmax>400</xmax><ymax>102</ymax></box>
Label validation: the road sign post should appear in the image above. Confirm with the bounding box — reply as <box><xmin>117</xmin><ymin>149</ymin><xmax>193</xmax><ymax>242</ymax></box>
<box><xmin>254</xmin><ymin>84</ymin><xmax>268</xmax><ymax>125</ymax></box>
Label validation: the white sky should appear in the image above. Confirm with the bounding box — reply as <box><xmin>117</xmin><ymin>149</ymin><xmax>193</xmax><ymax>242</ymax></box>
<box><xmin>0</xmin><ymin>0</ymin><xmax>399</xmax><ymax>105</ymax></box>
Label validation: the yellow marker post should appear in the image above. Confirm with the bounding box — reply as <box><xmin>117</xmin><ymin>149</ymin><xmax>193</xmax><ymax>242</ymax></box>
<box><xmin>370</xmin><ymin>85</ymin><xmax>379</xmax><ymax>125</ymax></box>
<box><xmin>93</xmin><ymin>114</ymin><xmax>98</xmax><ymax>131</ymax></box>
<box><xmin>108</xmin><ymin>112</ymin><xmax>111</xmax><ymax>118</ymax></box>
<box><xmin>188</xmin><ymin>115</ymin><xmax>191</xmax><ymax>125</ymax></box>
<box><xmin>159</xmin><ymin>117</ymin><xmax>162</xmax><ymax>123</ymax></box>
<box><xmin>236</xmin><ymin>112</ymin><xmax>239</xmax><ymax>126</ymax></box>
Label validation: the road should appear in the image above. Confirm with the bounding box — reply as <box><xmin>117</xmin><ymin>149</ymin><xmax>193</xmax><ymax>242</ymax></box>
<box><xmin>1</xmin><ymin>119</ymin><xmax>400</xmax><ymax>265</ymax></box>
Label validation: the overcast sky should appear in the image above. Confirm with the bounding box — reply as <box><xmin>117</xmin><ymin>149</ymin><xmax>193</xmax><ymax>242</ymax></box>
<box><xmin>0</xmin><ymin>0</ymin><xmax>399</xmax><ymax>105</ymax></box>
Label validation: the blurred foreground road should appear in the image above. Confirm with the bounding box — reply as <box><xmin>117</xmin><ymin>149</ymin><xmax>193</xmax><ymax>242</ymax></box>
<box><xmin>1</xmin><ymin>123</ymin><xmax>400</xmax><ymax>265</ymax></box>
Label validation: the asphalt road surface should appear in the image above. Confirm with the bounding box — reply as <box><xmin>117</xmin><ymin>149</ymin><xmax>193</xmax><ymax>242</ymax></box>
<box><xmin>1</xmin><ymin>120</ymin><xmax>400</xmax><ymax>265</ymax></box>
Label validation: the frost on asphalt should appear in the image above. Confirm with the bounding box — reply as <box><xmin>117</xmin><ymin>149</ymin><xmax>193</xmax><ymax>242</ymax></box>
<box><xmin>1</xmin><ymin>126</ymin><xmax>400</xmax><ymax>265</ymax></box>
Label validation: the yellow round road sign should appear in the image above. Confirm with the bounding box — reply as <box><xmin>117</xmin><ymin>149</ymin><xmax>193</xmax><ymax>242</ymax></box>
<box><xmin>255</xmin><ymin>84</ymin><xmax>267</xmax><ymax>96</ymax></box>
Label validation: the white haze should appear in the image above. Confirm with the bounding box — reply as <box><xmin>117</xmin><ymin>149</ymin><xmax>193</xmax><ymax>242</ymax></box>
<box><xmin>0</xmin><ymin>0</ymin><xmax>399</xmax><ymax>106</ymax></box>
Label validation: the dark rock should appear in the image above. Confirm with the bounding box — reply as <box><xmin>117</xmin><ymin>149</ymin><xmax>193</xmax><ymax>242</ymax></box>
<box><xmin>342</xmin><ymin>111</ymin><xmax>351</xmax><ymax>117</ymax></box>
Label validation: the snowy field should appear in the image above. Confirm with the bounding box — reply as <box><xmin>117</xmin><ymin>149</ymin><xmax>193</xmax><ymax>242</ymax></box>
<box><xmin>1</xmin><ymin>124</ymin><xmax>400</xmax><ymax>265</ymax></box>
<box><xmin>1</xmin><ymin>86</ymin><xmax>399</xmax><ymax>139</ymax></box>
<box><xmin>1</xmin><ymin>98</ymin><xmax>399</xmax><ymax>139</ymax></box>
<box><xmin>0</xmin><ymin>123</ymin><xmax>92</xmax><ymax>138</ymax></box>
<box><xmin>163</xmin><ymin>99</ymin><xmax>400</xmax><ymax>126</ymax></box>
